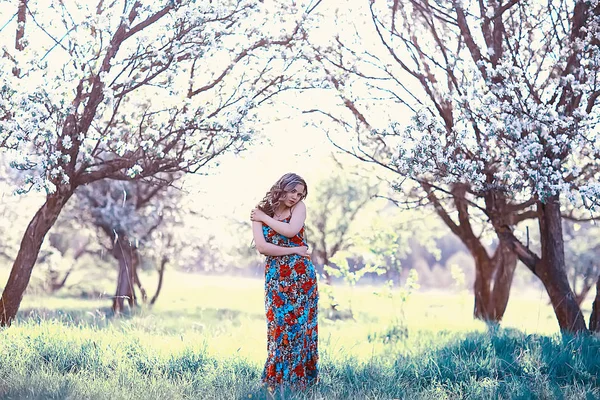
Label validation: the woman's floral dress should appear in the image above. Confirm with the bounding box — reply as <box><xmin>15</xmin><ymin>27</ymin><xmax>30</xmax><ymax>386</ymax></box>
<box><xmin>261</xmin><ymin>216</ymin><xmax>319</xmax><ymax>389</ymax></box>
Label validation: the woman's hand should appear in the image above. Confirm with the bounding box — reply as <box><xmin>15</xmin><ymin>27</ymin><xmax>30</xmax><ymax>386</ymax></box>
<box><xmin>293</xmin><ymin>246</ymin><xmax>309</xmax><ymax>257</ymax></box>
<box><xmin>250</xmin><ymin>208</ymin><xmax>267</xmax><ymax>223</ymax></box>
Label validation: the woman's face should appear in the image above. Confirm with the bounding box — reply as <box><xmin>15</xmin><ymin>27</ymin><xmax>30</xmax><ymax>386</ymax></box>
<box><xmin>282</xmin><ymin>184</ymin><xmax>305</xmax><ymax>208</ymax></box>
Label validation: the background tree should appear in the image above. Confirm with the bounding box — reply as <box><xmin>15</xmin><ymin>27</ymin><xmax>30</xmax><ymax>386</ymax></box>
<box><xmin>306</xmin><ymin>0</ymin><xmax>600</xmax><ymax>333</ymax></box>
<box><xmin>37</xmin><ymin>221</ymin><xmax>94</xmax><ymax>294</ymax></box>
<box><xmin>304</xmin><ymin>1</ymin><xmax>522</xmax><ymax>324</ymax></box>
<box><xmin>0</xmin><ymin>158</ymin><xmax>107</xmax><ymax>296</ymax></box>
<box><xmin>562</xmin><ymin>221</ymin><xmax>600</xmax><ymax>306</ymax></box>
<box><xmin>305</xmin><ymin>162</ymin><xmax>379</xmax><ymax>284</ymax></box>
<box><xmin>76</xmin><ymin>176</ymin><xmax>183</xmax><ymax>312</ymax></box>
<box><xmin>0</xmin><ymin>0</ymin><xmax>321</xmax><ymax>326</ymax></box>
<box><xmin>353</xmin><ymin>201</ymin><xmax>443</xmax><ymax>284</ymax></box>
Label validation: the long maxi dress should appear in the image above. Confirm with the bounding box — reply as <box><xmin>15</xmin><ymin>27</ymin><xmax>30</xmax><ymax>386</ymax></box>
<box><xmin>261</xmin><ymin>216</ymin><xmax>319</xmax><ymax>389</ymax></box>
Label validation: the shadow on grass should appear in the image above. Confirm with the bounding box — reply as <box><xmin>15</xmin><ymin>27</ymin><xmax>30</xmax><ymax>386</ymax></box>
<box><xmin>318</xmin><ymin>328</ymin><xmax>600</xmax><ymax>399</ymax></box>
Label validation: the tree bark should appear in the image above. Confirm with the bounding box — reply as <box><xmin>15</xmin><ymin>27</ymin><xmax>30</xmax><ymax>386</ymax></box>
<box><xmin>150</xmin><ymin>256</ymin><xmax>167</xmax><ymax>306</ymax></box>
<box><xmin>487</xmin><ymin>188</ymin><xmax>587</xmax><ymax>334</ymax></box>
<box><xmin>0</xmin><ymin>189</ymin><xmax>73</xmax><ymax>326</ymax></box>
<box><xmin>111</xmin><ymin>232</ymin><xmax>139</xmax><ymax>313</ymax></box>
<box><xmin>536</xmin><ymin>197</ymin><xmax>588</xmax><ymax>333</ymax></box>
<box><xmin>472</xmin><ymin>251</ymin><xmax>493</xmax><ymax>320</ymax></box>
<box><xmin>15</xmin><ymin>0</ymin><xmax>27</xmax><ymax>51</ymax></box>
<box><xmin>472</xmin><ymin>239</ymin><xmax>517</xmax><ymax>322</ymax></box>
<box><xmin>589</xmin><ymin>276</ymin><xmax>600</xmax><ymax>332</ymax></box>
<box><xmin>489</xmin><ymin>242</ymin><xmax>518</xmax><ymax>320</ymax></box>
<box><xmin>429</xmin><ymin>184</ymin><xmax>518</xmax><ymax>323</ymax></box>
<box><xmin>134</xmin><ymin>265</ymin><xmax>147</xmax><ymax>303</ymax></box>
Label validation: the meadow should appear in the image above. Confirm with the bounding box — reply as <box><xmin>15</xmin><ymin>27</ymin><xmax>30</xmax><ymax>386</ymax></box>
<box><xmin>0</xmin><ymin>271</ymin><xmax>598</xmax><ymax>399</ymax></box>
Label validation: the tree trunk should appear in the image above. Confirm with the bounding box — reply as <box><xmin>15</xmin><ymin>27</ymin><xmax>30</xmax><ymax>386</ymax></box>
<box><xmin>111</xmin><ymin>233</ymin><xmax>138</xmax><ymax>313</ymax></box>
<box><xmin>0</xmin><ymin>190</ymin><xmax>73</xmax><ymax>326</ymax></box>
<box><xmin>574</xmin><ymin>282</ymin><xmax>594</xmax><ymax>307</ymax></box>
<box><xmin>472</xmin><ymin>253</ymin><xmax>494</xmax><ymax>320</ymax></box>
<box><xmin>322</xmin><ymin>256</ymin><xmax>332</xmax><ymax>286</ymax></box>
<box><xmin>150</xmin><ymin>256</ymin><xmax>167</xmax><ymax>306</ymax></box>
<box><xmin>311</xmin><ymin>249</ymin><xmax>332</xmax><ymax>285</ymax></box>
<box><xmin>537</xmin><ymin>197</ymin><xmax>587</xmax><ymax>333</ymax></box>
<box><xmin>589</xmin><ymin>276</ymin><xmax>600</xmax><ymax>332</ymax></box>
<box><xmin>49</xmin><ymin>269</ymin><xmax>73</xmax><ymax>293</ymax></box>
<box><xmin>134</xmin><ymin>264</ymin><xmax>147</xmax><ymax>303</ymax></box>
<box><xmin>490</xmin><ymin>240</ymin><xmax>518</xmax><ymax>320</ymax></box>
<box><xmin>472</xmin><ymin>240</ymin><xmax>518</xmax><ymax>322</ymax></box>
<box><xmin>428</xmin><ymin>183</ymin><xmax>518</xmax><ymax>323</ymax></box>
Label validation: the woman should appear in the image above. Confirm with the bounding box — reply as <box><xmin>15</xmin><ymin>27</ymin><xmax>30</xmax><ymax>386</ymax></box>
<box><xmin>250</xmin><ymin>172</ymin><xmax>319</xmax><ymax>391</ymax></box>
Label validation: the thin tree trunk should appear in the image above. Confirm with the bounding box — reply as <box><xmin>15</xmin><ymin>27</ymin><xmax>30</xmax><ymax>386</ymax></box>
<box><xmin>322</xmin><ymin>254</ymin><xmax>333</xmax><ymax>286</ymax></box>
<box><xmin>50</xmin><ymin>268</ymin><xmax>73</xmax><ymax>293</ymax></box>
<box><xmin>150</xmin><ymin>256</ymin><xmax>167</xmax><ymax>306</ymax></box>
<box><xmin>537</xmin><ymin>197</ymin><xmax>587</xmax><ymax>333</ymax></box>
<box><xmin>15</xmin><ymin>0</ymin><xmax>27</xmax><ymax>51</ymax></box>
<box><xmin>0</xmin><ymin>190</ymin><xmax>73</xmax><ymax>326</ymax></box>
<box><xmin>12</xmin><ymin>0</ymin><xmax>27</xmax><ymax>76</ymax></box>
<box><xmin>134</xmin><ymin>265</ymin><xmax>147</xmax><ymax>304</ymax></box>
<box><xmin>112</xmin><ymin>233</ymin><xmax>137</xmax><ymax>313</ymax></box>
<box><xmin>49</xmin><ymin>241</ymin><xmax>90</xmax><ymax>293</ymax></box>
<box><xmin>589</xmin><ymin>276</ymin><xmax>600</xmax><ymax>332</ymax></box>
<box><xmin>311</xmin><ymin>249</ymin><xmax>332</xmax><ymax>285</ymax></box>
<box><xmin>574</xmin><ymin>282</ymin><xmax>594</xmax><ymax>307</ymax></box>
<box><xmin>131</xmin><ymin>249</ymin><xmax>146</xmax><ymax>303</ymax></box>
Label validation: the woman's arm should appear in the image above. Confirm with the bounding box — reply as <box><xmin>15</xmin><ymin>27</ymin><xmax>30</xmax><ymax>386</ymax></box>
<box><xmin>252</xmin><ymin>221</ymin><xmax>305</xmax><ymax>256</ymax></box>
<box><xmin>260</xmin><ymin>201</ymin><xmax>306</xmax><ymax>238</ymax></box>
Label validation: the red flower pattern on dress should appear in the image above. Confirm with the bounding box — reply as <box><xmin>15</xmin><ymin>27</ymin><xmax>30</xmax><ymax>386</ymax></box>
<box><xmin>291</xmin><ymin>235</ymin><xmax>304</xmax><ymax>246</ymax></box>
<box><xmin>280</xmin><ymin>264</ymin><xmax>291</xmax><ymax>278</ymax></box>
<box><xmin>294</xmin><ymin>260</ymin><xmax>306</xmax><ymax>275</ymax></box>
<box><xmin>302</xmin><ymin>280</ymin><xmax>313</xmax><ymax>294</ymax></box>
<box><xmin>294</xmin><ymin>364</ymin><xmax>305</xmax><ymax>377</ymax></box>
<box><xmin>284</xmin><ymin>312</ymin><xmax>296</xmax><ymax>325</ymax></box>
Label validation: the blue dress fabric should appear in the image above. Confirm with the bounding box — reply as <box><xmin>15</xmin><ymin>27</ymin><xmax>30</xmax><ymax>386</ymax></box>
<box><xmin>261</xmin><ymin>216</ymin><xmax>319</xmax><ymax>389</ymax></box>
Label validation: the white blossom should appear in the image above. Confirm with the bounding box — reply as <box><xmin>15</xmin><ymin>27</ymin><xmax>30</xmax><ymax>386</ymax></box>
<box><xmin>126</xmin><ymin>165</ymin><xmax>143</xmax><ymax>178</ymax></box>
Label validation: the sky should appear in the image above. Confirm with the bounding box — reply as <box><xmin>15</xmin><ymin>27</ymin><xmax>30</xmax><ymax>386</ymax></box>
<box><xmin>184</xmin><ymin>118</ymin><xmax>334</xmax><ymax>217</ymax></box>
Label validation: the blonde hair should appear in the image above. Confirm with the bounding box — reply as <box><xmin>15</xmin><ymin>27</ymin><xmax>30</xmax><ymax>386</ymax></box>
<box><xmin>257</xmin><ymin>173</ymin><xmax>308</xmax><ymax>217</ymax></box>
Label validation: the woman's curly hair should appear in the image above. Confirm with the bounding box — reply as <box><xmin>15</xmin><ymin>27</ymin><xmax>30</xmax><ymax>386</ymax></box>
<box><xmin>257</xmin><ymin>173</ymin><xmax>308</xmax><ymax>217</ymax></box>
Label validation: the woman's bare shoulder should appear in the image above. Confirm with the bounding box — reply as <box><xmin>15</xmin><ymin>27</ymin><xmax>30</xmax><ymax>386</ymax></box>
<box><xmin>291</xmin><ymin>201</ymin><xmax>306</xmax><ymax>215</ymax></box>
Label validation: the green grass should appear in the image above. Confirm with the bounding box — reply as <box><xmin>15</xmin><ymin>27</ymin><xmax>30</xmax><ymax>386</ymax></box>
<box><xmin>0</xmin><ymin>272</ymin><xmax>598</xmax><ymax>399</ymax></box>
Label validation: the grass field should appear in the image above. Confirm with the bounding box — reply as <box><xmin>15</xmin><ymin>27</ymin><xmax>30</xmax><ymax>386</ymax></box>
<box><xmin>0</xmin><ymin>271</ymin><xmax>598</xmax><ymax>399</ymax></box>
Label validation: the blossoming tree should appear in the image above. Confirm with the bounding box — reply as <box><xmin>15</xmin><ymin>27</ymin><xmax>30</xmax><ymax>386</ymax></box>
<box><xmin>76</xmin><ymin>175</ymin><xmax>184</xmax><ymax>312</ymax></box>
<box><xmin>309</xmin><ymin>0</ymin><xmax>600</xmax><ymax>332</ymax></box>
<box><xmin>0</xmin><ymin>0</ymin><xmax>321</xmax><ymax>325</ymax></box>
